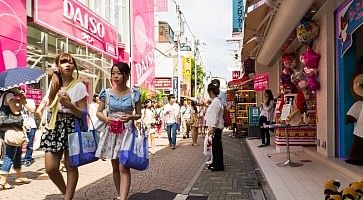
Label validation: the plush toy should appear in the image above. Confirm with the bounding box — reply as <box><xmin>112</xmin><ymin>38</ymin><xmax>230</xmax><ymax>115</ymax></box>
<box><xmin>345</xmin><ymin>58</ymin><xmax>363</xmax><ymax>166</ymax></box>
<box><xmin>280</xmin><ymin>67</ymin><xmax>293</xmax><ymax>86</ymax></box>
<box><xmin>342</xmin><ymin>187</ymin><xmax>358</xmax><ymax>200</ymax></box>
<box><xmin>282</xmin><ymin>53</ymin><xmax>296</xmax><ymax>69</ymax></box>
<box><xmin>324</xmin><ymin>179</ymin><xmax>342</xmax><ymax>200</ymax></box>
<box><xmin>349</xmin><ymin>182</ymin><xmax>363</xmax><ymax>199</ymax></box>
<box><xmin>278</xmin><ymin>84</ymin><xmax>306</xmax><ymax>125</ymax></box>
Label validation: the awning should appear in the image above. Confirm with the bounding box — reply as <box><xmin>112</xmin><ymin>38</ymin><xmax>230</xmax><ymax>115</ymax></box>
<box><xmin>241</xmin><ymin>3</ymin><xmax>270</xmax><ymax>60</ymax></box>
<box><xmin>228</xmin><ymin>76</ymin><xmax>252</xmax><ymax>86</ymax></box>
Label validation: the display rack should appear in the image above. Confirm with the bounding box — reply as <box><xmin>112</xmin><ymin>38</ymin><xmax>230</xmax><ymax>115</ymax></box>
<box><xmin>227</xmin><ymin>82</ymin><xmax>256</xmax><ymax>137</ymax></box>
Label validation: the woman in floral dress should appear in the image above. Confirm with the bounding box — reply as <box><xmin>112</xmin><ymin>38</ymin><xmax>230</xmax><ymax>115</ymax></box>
<box><xmin>95</xmin><ymin>62</ymin><xmax>141</xmax><ymax>200</ymax></box>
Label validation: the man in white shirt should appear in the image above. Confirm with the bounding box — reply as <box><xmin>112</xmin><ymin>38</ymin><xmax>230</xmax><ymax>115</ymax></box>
<box><xmin>163</xmin><ymin>94</ymin><xmax>180</xmax><ymax>149</ymax></box>
<box><xmin>180</xmin><ymin>100</ymin><xmax>191</xmax><ymax>139</ymax></box>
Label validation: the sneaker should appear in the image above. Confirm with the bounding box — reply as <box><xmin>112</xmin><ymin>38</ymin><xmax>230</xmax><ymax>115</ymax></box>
<box><xmin>23</xmin><ymin>160</ymin><xmax>34</xmax><ymax>167</ymax></box>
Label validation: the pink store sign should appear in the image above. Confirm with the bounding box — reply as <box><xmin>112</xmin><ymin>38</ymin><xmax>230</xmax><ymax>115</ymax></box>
<box><xmin>131</xmin><ymin>0</ymin><xmax>155</xmax><ymax>89</ymax></box>
<box><xmin>34</xmin><ymin>0</ymin><xmax>118</xmax><ymax>59</ymax></box>
<box><xmin>0</xmin><ymin>0</ymin><xmax>27</xmax><ymax>72</ymax></box>
<box><xmin>253</xmin><ymin>73</ymin><xmax>269</xmax><ymax>91</ymax></box>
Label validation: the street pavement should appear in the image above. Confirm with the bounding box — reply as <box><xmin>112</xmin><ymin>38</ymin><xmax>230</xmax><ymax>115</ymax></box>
<box><xmin>0</xmin><ymin>131</ymin><xmax>274</xmax><ymax>200</ymax></box>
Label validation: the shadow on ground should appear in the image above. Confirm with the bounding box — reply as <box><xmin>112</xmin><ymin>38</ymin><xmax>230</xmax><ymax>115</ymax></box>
<box><xmin>129</xmin><ymin>189</ymin><xmax>177</xmax><ymax>200</ymax></box>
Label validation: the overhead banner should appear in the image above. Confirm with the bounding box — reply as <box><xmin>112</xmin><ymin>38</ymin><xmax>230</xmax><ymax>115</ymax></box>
<box><xmin>253</xmin><ymin>73</ymin><xmax>269</xmax><ymax>91</ymax></box>
<box><xmin>336</xmin><ymin>0</ymin><xmax>363</xmax><ymax>57</ymax></box>
<box><xmin>233</xmin><ymin>0</ymin><xmax>246</xmax><ymax>35</ymax></box>
<box><xmin>132</xmin><ymin>0</ymin><xmax>155</xmax><ymax>89</ymax></box>
<box><xmin>0</xmin><ymin>0</ymin><xmax>27</xmax><ymax>71</ymax></box>
<box><xmin>34</xmin><ymin>0</ymin><xmax>118</xmax><ymax>58</ymax></box>
<box><xmin>182</xmin><ymin>56</ymin><xmax>192</xmax><ymax>81</ymax></box>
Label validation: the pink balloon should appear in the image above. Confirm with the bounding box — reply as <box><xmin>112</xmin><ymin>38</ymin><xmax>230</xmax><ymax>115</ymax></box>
<box><xmin>301</xmin><ymin>47</ymin><xmax>320</xmax><ymax>69</ymax></box>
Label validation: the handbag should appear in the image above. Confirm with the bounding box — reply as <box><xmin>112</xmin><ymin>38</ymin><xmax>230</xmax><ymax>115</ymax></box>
<box><xmin>68</xmin><ymin>111</ymin><xmax>99</xmax><ymax>167</ymax></box>
<box><xmin>0</xmin><ymin>93</ymin><xmax>23</xmax><ymax>129</ymax></box>
<box><xmin>4</xmin><ymin>128</ymin><xmax>28</xmax><ymax>146</ymax></box>
<box><xmin>119</xmin><ymin>123</ymin><xmax>149</xmax><ymax>171</ymax></box>
<box><xmin>203</xmin><ymin>134</ymin><xmax>212</xmax><ymax>156</ymax></box>
<box><xmin>94</xmin><ymin>89</ymin><xmax>110</xmax><ymax>132</ymax></box>
<box><xmin>108</xmin><ymin>120</ymin><xmax>125</xmax><ymax>134</ymax></box>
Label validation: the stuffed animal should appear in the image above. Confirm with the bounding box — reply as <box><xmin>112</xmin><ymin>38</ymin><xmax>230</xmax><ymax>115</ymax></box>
<box><xmin>324</xmin><ymin>179</ymin><xmax>342</xmax><ymax>200</ymax></box>
<box><xmin>282</xmin><ymin>53</ymin><xmax>296</xmax><ymax>69</ymax></box>
<box><xmin>349</xmin><ymin>182</ymin><xmax>363</xmax><ymax>199</ymax></box>
<box><xmin>342</xmin><ymin>187</ymin><xmax>358</xmax><ymax>200</ymax></box>
<box><xmin>345</xmin><ymin>58</ymin><xmax>363</xmax><ymax>166</ymax></box>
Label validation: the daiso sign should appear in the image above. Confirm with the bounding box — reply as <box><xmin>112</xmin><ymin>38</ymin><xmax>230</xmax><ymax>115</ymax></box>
<box><xmin>63</xmin><ymin>0</ymin><xmax>105</xmax><ymax>39</ymax></box>
<box><xmin>34</xmin><ymin>0</ymin><xmax>118</xmax><ymax>59</ymax></box>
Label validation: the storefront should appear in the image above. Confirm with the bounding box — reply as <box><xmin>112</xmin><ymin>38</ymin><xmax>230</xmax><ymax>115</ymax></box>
<box><xmin>335</xmin><ymin>0</ymin><xmax>363</xmax><ymax>159</ymax></box>
<box><xmin>26</xmin><ymin>0</ymin><xmax>121</xmax><ymax>96</ymax></box>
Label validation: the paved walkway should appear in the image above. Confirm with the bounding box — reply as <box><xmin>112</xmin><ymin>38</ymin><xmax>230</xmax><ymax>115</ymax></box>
<box><xmin>0</xmin><ymin>132</ymin><xmax>275</xmax><ymax>200</ymax></box>
<box><xmin>0</xmin><ymin>134</ymin><xmax>205</xmax><ymax>200</ymax></box>
<box><xmin>188</xmin><ymin>133</ymin><xmax>275</xmax><ymax>200</ymax></box>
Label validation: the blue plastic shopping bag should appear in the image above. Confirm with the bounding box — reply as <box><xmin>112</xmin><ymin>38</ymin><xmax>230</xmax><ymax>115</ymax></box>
<box><xmin>68</xmin><ymin>111</ymin><xmax>99</xmax><ymax>167</ymax></box>
<box><xmin>119</xmin><ymin>123</ymin><xmax>149</xmax><ymax>171</ymax></box>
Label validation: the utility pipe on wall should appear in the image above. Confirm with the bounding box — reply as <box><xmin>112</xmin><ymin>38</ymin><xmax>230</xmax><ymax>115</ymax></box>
<box><xmin>256</xmin><ymin>0</ymin><xmax>314</xmax><ymax>66</ymax></box>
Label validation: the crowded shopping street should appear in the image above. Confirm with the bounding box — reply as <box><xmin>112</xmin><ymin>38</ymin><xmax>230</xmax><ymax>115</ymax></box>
<box><xmin>1</xmin><ymin>0</ymin><xmax>363</xmax><ymax>200</ymax></box>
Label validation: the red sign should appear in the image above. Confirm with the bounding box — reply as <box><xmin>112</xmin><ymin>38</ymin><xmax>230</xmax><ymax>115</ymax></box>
<box><xmin>232</xmin><ymin>71</ymin><xmax>241</xmax><ymax>80</ymax></box>
<box><xmin>155</xmin><ymin>78</ymin><xmax>172</xmax><ymax>89</ymax></box>
<box><xmin>26</xmin><ymin>89</ymin><xmax>43</xmax><ymax>105</ymax></box>
<box><xmin>254</xmin><ymin>73</ymin><xmax>269</xmax><ymax>91</ymax></box>
<box><xmin>34</xmin><ymin>0</ymin><xmax>118</xmax><ymax>58</ymax></box>
<box><xmin>132</xmin><ymin>0</ymin><xmax>155</xmax><ymax>90</ymax></box>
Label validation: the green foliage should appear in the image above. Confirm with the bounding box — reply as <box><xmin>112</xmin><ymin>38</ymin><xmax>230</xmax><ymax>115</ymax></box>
<box><xmin>140</xmin><ymin>88</ymin><xmax>150</xmax><ymax>104</ymax></box>
<box><xmin>191</xmin><ymin>58</ymin><xmax>206</xmax><ymax>97</ymax></box>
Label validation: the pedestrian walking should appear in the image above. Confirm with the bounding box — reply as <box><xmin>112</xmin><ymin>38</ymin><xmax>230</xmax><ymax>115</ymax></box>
<box><xmin>198</xmin><ymin>102</ymin><xmax>207</xmax><ymax>137</ymax></box>
<box><xmin>163</xmin><ymin>94</ymin><xmax>180</xmax><ymax>149</ymax></box>
<box><xmin>180</xmin><ymin>100</ymin><xmax>191</xmax><ymax>138</ymax></box>
<box><xmin>258</xmin><ymin>89</ymin><xmax>274</xmax><ymax>147</ymax></box>
<box><xmin>190</xmin><ymin>101</ymin><xmax>200</xmax><ymax>146</ymax></box>
<box><xmin>22</xmin><ymin>93</ymin><xmax>37</xmax><ymax>167</ymax></box>
<box><xmin>89</xmin><ymin>93</ymin><xmax>100</xmax><ymax>129</ymax></box>
<box><xmin>0</xmin><ymin>88</ymin><xmax>31</xmax><ymax>190</ymax></box>
<box><xmin>205</xmin><ymin>82</ymin><xmax>224</xmax><ymax>171</ymax></box>
<box><xmin>95</xmin><ymin>62</ymin><xmax>141</xmax><ymax>200</ymax></box>
<box><xmin>154</xmin><ymin>102</ymin><xmax>164</xmax><ymax>136</ymax></box>
<box><xmin>142</xmin><ymin>99</ymin><xmax>156</xmax><ymax>154</ymax></box>
<box><xmin>38</xmin><ymin>53</ymin><xmax>88</xmax><ymax>200</ymax></box>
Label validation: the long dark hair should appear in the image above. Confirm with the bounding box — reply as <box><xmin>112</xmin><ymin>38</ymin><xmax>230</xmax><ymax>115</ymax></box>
<box><xmin>49</xmin><ymin>53</ymin><xmax>79</xmax><ymax>104</ymax></box>
<box><xmin>265</xmin><ymin>89</ymin><xmax>274</xmax><ymax>106</ymax></box>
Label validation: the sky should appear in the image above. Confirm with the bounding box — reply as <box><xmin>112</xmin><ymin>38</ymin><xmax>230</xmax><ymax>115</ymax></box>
<box><xmin>156</xmin><ymin>0</ymin><xmax>238</xmax><ymax>81</ymax></box>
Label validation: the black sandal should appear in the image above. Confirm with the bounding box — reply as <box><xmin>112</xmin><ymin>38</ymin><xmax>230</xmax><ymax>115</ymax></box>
<box><xmin>0</xmin><ymin>182</ymin><xmax>14</xmax><ymax>191</ymax></box>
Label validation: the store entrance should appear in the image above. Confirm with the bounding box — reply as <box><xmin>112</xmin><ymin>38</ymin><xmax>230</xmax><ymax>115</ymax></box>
<box><xmin>336</xmin><ymin>19</ymin><xmax>363</xmax><ymax>159</ymax></box>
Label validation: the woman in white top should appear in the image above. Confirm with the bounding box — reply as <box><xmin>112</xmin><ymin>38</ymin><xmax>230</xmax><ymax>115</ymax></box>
<box><xmin>142</xmin><ymin>99</ymin><xmax>156</xmax><ymax>153</ymax></box>
<box><xmin>258</xmin><ymin>89</ymin><xmax>274</xmax><ymax>147</ymax></box>
<box><xmin>39</xmin><ymin>53</ymin><xmax>88</xmax><ymax>200</ymax></box>
<box><xmin>205</xmin><ymin>83</ymin><xmax>224</xmax><ymax>171</ymax></box>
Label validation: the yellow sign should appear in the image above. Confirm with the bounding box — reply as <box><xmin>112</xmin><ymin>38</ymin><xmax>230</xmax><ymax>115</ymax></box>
<box><xmin>182</xmin><ymin>56</ymin><xmax>192</xmax><ymax>81</ymax></box>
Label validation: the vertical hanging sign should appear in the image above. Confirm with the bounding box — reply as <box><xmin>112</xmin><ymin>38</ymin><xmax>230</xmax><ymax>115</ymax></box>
<box><xmin>232</xmin><ymin>0</ymin><xmax>246</xmax><ymax>36</ymax></box>
<box><xmin>132</xmin><ymin>0</ymin><xmax>155</xmax><ymax>89</ymax></box>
